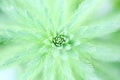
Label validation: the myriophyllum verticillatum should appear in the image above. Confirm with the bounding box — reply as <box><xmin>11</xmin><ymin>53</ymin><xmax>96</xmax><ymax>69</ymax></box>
<box><xmin>0</xmin><ymin>0</ymin><xmax>120</xmax><ymax>80</ymax></box>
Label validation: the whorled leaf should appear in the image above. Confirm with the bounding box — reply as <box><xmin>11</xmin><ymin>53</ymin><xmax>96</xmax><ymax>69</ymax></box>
<box><xmin>0</xmin><ymin>0</ymin><xmax>120</xmax><ymax>80</ymax></box>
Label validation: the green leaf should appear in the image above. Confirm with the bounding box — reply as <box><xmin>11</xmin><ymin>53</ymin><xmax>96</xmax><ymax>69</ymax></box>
<box><xmin>74</xmin><ymin>14</ymin><xmax>120</xmax><ymax>39</ymax></box>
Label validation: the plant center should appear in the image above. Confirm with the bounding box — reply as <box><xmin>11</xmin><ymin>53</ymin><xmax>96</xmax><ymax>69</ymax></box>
<box><xmin>53</xmin><ymin>34</ymin><xmax>67</xmax><ymax>47</ymax></box>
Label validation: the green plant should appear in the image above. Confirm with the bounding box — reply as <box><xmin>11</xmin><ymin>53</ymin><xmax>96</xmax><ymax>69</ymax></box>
<box><xmin>0</xmin><ymin>0</ymin><xmax>120</xmax><ymax>80</ymax></box>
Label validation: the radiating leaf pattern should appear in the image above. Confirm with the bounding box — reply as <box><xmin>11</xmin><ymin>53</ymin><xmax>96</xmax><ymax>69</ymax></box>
<box><xmin>0</xmin><ymin>0</ymin><xmax>120</xmax><ymax>80</ymax></box>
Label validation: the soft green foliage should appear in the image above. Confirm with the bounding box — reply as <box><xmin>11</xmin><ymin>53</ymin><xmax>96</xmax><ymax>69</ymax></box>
<box><xmin>0</xmin><ymin>0</ymin><xmax>120</xmax><ymax>80</ymax></box>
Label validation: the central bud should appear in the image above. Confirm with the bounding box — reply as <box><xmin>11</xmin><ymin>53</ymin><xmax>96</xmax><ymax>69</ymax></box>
<box><xmin>53</xmin><ymin>34</ymin><xmax>67</xmax><ymax>47</ymax></box>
